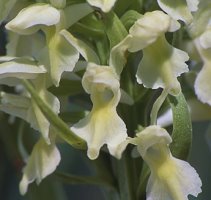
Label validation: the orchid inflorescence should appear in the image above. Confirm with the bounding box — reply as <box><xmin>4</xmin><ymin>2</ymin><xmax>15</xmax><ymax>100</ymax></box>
<box><xmin>1</xmin><ymin>0</ymin><xmax>209</xmax><ymax>199</ymax></box>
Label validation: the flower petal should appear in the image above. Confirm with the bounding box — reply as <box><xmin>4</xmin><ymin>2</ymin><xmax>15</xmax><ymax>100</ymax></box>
<box><xmin>157</xmin><ymin>0</ymin><xmax>197</xmax><ymax>24</ymax></box>
<box><xmin>71</xmin><ymin>63</ymin><xmax>127</xmax><ymax>159</ymax></box>
<box><xmin>64</xmin><ymin>3</ymin><xmax>93</xmax><ymax>28</ymax></box>
<box><xmin>6</xmin><ymin>3</ymin><xmax>60</xmax><ymax>35</ymax></box>
<box><xmin>199</xmin><ymin>28</ymin><xmax>211</xmax><ymax>49</ymax></box>
<box><xmin>47</xmin><ymin>31</ymin><xmax>79</xmax><ymax>86</ymax></box>
<box><xmin>128</xmin><ymin>11</ymin><xmax>176</xmax><ymax>52</ymax></box>
<box><xmin>186</xmin><ymin>0</ymin><xmax>199</xmax><ymax>12</ymax></box>
<box><xmin>60</xmin><ymin>30</ymin><xmax>100</xmax><ymax>64</ymax></box>
<box><xmin>194</xmin><ymin>62</ymin><xmax>211</xmax><ymax>105</ymax></box>
<box><xmin>19</xmin><ymin>138</ymin><xmax>61</xmax><ymax>195</ymax></box>
<box><xmin>146</xmin><ymin>158</ymin><xmax>202</xmax><ymax>200</ymax></box>
<box><xmin>0</xmin><ymin>57</ymin><xmax>46</xmax><ymax>80</ymax></box>
<box><xmin>134</xmin><ymin>125</ymin><xmax>202</xmax><ymax>200</ymax></box>
<box><xmin>109</xmin><ymin>11</ymin><xmax>180</xmax><ymax>76</ymax></box>
<box><xmin>87</xmin><ymin>0</ymin><xmax>117</xmax><ymax>12</ymax></box>
<box><xmin>6</xmin><ymin>32</ymin><xmax>45</xmax><ymax>58</ymax></box>
<box><xmin>109</xmin><ymin>35</ymin><xmax>133</xmax><ymax>75</ymax></box>
<box><xmin>0</xmin><ymin>92</ymin><xmax>31</xmax><ymax>120</ymax></box>
<box><xmin>136</xmin><ymin>36</ymin><xmax>189</xmax><ymax>95</ymax></box>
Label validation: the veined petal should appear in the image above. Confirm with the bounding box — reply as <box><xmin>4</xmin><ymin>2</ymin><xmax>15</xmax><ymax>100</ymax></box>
<box><xmin>60</xmin><ymin>30</ymin><xmax>100</xmax><ymax>64</ymax></box>
<box><xmin>71</xmin><ymin>63</ymin><xmax>127</xmax><ymax>159</ymax></box>
<box><xmin>19</xmin><ymin>137</ymin><xmax>61</xmax><ymax>195</ymax></box>
<box><xmin>133</xmin><ymin>125</ymin><xmax>202</xmax><ymax>200</ymax></box>
<box><xmin>6</xmin><ymin>3</ymin><xmax>60</xmax><ymax>35</ymax></box>
<box><xmin>0</xmin><ymin>92</ymin><xmax>31</xmax><ymax>120</ymax></box>
<box><xmin>136</xmin><ymin>36</ymin><xmax>189</xmax><ymax>96</ymax></box>
<box><xmin>87</xmin><ymin>0</ymin><xmax>117</xmax><ymax>13</ymax></box>
<box><xmin>157</xmin><ymin>0</ymin><xmax>199</xmax><ymax>24</ymax></box>
<box><xmin>47</xmin><ymin>31</ymin><xmax>79</xmax><ymax>86</ymax></box>
<box><xmin>0</xmin><ymin>57</ymin><xmax>46</xmax><ymax>80</ymax></box>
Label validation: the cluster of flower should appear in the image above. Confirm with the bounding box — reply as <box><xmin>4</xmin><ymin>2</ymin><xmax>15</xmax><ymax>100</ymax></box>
<box><xmin>1</xmin><ymin>0</ymin><xmax>210</xmax><ymax>199</ymax></box>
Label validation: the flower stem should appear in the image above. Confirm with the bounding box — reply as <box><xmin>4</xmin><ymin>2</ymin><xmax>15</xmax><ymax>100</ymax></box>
<box><xmin>150</xmin><ymin>89</ymin><xmax>168</xmax><ymax>125</ymax></box>
<box><xmin>21</xmin><ymin>80</ymin><xmax>86</xmax><ymax>149</ymax></box>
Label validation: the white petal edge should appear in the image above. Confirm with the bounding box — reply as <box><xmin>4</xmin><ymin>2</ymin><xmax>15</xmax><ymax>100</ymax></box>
<box><xmin>194</xmin><ymin>63</ymin><xmax>211</xmax><ymax>106</ymax></box>
<box><xmin>19</xmin><ymin>139</ymin><xmax>61</xmax><ymax>195</ymax></box>
<box><xmin>87</xmin><ymin>0</ymin><xmax>117</xmax><ymax>12</ymax></box>
<box><xmin>6</xmin><ymin>3</ymin><xmax>60</xmax><ymax>35</ymax></box>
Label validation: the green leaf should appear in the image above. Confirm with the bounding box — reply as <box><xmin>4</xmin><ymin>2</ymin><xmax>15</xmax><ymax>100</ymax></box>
<box><xmin>103</xmin><ymin>11</ymin><xmax>128</xmax><ymax>49</ymax></box>
<box><xmin>71</xmin><ymin>13</ymin><xmax>104</xmax><ymax>39</ymax></box>
<box><xmin>64</xmin><ymin>3</ymin><xmax>93</xmax><ymax>28</ymax></box>
<box><xmin>0</xmin><ymin>0</ymin><xmax>17</xmax><ymax>24</ymax></box>
<box><xmin>168</xmin><ymin>92</ymin><xmax>192</xmax><ymax>160</ymax></box>
<box><xmin>22</xmin><ymin>79</ymin><xmax>86</xmax><ymax>150</ymax></box>
<box><xmin>120</xmin><ymin>10</ymin><xmax>142</xmax><ymax>31</ymax></box>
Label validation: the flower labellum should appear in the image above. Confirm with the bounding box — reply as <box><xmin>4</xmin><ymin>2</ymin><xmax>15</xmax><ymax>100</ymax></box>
<box><xmin>131</xmin><ymin>125</ymin><xmax>202</xmax><ymax>200</ymax></box>
<box><xmin>110</xmin><ymin>11</ymin><xmax>189</xmax><ymax>96</ymax></box>
<box><xmin>71</xmin><ymin>63</ymin><xmax>127</xmax><ymax>160</ymax></box>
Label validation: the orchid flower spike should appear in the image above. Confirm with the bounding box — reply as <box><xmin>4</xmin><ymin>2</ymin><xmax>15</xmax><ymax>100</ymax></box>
<box><xmin>157</xmin><ymin>0</ymin><xmax>199</xmax><ymax>24</ymax></box>
<box><xmin>110</xmin><ymin>10</ymin><xmax>189</xmax><ymax>96</ymax></box>
<box><xmin>86</xmin><ymin>0</ymin><xmax>117</xmax><ymax>13</ymax></box>
<box><xmin>71</xmin><ymin>63</ymin><xmax>127</xmax><ymax>160</ymax></box>
<box><xmin>130</xmin><ymin>125</ymin><xmax>202</xmax><ymax>200</ymax></box>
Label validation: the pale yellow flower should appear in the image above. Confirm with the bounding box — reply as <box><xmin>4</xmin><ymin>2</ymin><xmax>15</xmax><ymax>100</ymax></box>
<box><xmin>130</xmin><ymin>125</ymin><xmax>202</xmax><ymax>200</ymax></box>
<box><xmin>71</xmin><ymin>63</ymin><xmax>127</xmax><ymax>159</ymax></box>
<box><xmin>110</xmin><ymin>11</ymin><xmax>189</xmax><ymax>96</ymax></box>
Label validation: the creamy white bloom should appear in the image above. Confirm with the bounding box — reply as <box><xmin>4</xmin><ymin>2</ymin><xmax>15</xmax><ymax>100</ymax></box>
<box><xmin>87</xmin><ymin>0</ymin><xmax>116</xmax><ymax>12</ymax></box>
<box><xmin>189</xmin><ymin>2</ymin><xmax>211</xmax><ymax>106</ymax></box>
<box><xmin>5</xmin><ymin>3</ymin><xmax>97</xmax><ymax>86</ymax></box>
<box><xmin>157</xmin><ymin>0</ymin><xmax>199</xmax><ymax>24</ymax></box>
<box><xmin>110</xmin><ymin>11</ymin><xmax>189</xmax><ymax>96</ymax></box>
<box><xmin>19</xmin><ymin>136</ymin><xmax>61</xmax><ymax>195</ymax></box>
<box><xmin>6</xmin><ymin>3</ymin><xmax>60</xmax><ymax>35</ymax></box>
<box><xmin>131</xmin><ymin>125</ymin><xmax>202</xmax><ymax>200</ymax></box>
<box><xmin>0</xmin><ymin>57</ymin><xmax>46</xmax><ymax>79</ymax></box>
<box><xmin>71</xmin><ymin>63</ymin><xmax>127</xmax><ymax>160</ymax></box>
